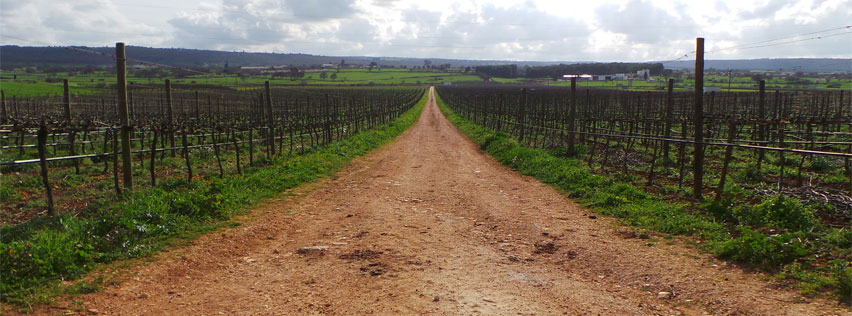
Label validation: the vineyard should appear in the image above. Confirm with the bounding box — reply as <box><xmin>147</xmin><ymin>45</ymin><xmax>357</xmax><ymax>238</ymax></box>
<box><xmin>436</xmin><ymin>83</ymin><xmax>852</xmax><ymax>299</ymax></box>
<box><xmin>1</xmin><ymin>82</ymin><xmax>423</xmax><ymax>221</ymax></box>
<box><xmin>0</xmin><ymin>70</ymin><xmax>426</xmax><ymax>303</ymax></box>
<box><xmin>1</xmin><ymin>39</ymin><xmax>851</xmax><ymax>309</ymax></box>
<box><xmin>437</xmin><ymin>83</ymin><xmax>852</xmax><ymax>214</ymax></box>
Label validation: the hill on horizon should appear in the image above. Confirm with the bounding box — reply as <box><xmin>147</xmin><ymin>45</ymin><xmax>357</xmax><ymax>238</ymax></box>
<box><xmin>1</xmin><ymin>45</ymin><xmax>849</xmax><ymax>73</ymax></box>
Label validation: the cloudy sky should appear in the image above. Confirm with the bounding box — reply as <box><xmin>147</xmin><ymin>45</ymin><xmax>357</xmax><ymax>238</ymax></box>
<box><xmin>1</xmin><ymin>0</ymin><xmax>850</xmax><ymax>62</ymax></box>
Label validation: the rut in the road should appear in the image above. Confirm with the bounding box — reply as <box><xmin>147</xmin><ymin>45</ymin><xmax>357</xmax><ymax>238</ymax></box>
<box><xmin>43</xmin><ymin>88</ymin><xmax>847</xmax><ymax>315</ymax></box>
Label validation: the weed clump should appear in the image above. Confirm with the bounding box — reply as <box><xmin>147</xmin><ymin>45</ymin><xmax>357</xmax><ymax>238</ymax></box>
<box><xmin>751</xmin><ymin>195</ymin><xmax>819</xmax><ymax>232</ymax></box>
<box><xmin>715</xmin><ymin>228</ymin><xmax>809</xmax><ymax>269</ymax></box>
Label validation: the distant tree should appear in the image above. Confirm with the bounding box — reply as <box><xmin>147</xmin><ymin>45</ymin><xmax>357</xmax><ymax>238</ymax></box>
<box><xmin>475</xmin><ymin>64</ymin><xmax>518</xmax><ymax>78</ymax></box>
<box><xmin>320</xmin><ymin>71</ymin><xmax>328</xmax><ymax>79</ymax></box>
<box><xmin>81</xmin><ymin>65</ymin><xmax>98</xmax><ymax>75</ymax></box>
<box><xmin>330</xmin><ymin>73</ymin><xmax>337</xmax><ymax>80</ymax></box>
<box><xmin>289</xmin><ymin>67</ymin><xmax>301</xmax><ymax>80</ymax></box>
<box><xmin>464</xmin><ymin>66</ymin><xmax>471</xmax><ymax>72</ymax></box>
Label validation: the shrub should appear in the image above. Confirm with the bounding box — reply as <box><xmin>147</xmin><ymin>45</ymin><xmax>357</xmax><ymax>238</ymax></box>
<box><xmin>0</xmin><ymin>185</ymin><xmax>20</xmax><ymax>202</ymax></box>
<box><xmin>549</xmin><ymin>144</ymin><xmax>588</xmax><ymax>157</ymax></box>
<box><xmin>715</xmin><ymin>228</ymin><xmax>809</xmax><ymax>269</ymax></box>
<box><xmin>808</xmin><ymin>156</ymin><xmax>836</xmax><ymax>172</ymax></box>
<box><xmin>733</xmin><ymin>164</ymin><xmax>763</xmax><ymax>182</ymax></box>
<box><xmin>702</xmin><ymin>200</ymin><xmax>737</xmax><ymax>224</ymax></box>
<box><xmin>823</xmin><ymin>228</ymin><xmax>852</xmax><ymax>250</ymax></box>
<box><xmin>753</xmin><ymin>195</ymin><xmax>819</xmax><ymax>232</ymax></box>
<box><xmin>831</xmin><ymin>263</ymin><xmax>852</xmax><ymax>304</ymax></box>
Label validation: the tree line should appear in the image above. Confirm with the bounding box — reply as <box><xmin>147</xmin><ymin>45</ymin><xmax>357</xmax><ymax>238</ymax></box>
<box><xmin>475</xmin><ymin>63</ymin><xmax>665</xmax><ymax>79</ymax></box>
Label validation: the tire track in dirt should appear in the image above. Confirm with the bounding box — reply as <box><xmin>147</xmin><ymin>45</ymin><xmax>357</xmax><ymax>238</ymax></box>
<box><xmin>33</xmin><ymin>87</ymin><xmax>848</xmax><ymax>315</ymax></box>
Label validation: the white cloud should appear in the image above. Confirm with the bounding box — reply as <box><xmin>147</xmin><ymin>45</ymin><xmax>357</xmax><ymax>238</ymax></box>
<box><xmin>1</xmin><ymin>0</ymin><xmax>849</xmax><ymax>61</ymax></box>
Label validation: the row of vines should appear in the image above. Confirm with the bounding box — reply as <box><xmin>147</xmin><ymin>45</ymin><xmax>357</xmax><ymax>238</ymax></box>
<box><xmin>0</xmin><ymin>83</ymin><xmax>424</xmax><ymax>223</ymax></box>
<box><xmin>437</xmin><ymin>83</ymin><xmax>852</xmax><ymax>222</ymax></box>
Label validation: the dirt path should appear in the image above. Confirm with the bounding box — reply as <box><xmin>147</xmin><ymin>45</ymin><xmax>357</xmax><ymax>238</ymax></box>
<box><xmin>37</xmin><ymin>88</ymin><xmax>847</xmax><ymax>315</ymax></box>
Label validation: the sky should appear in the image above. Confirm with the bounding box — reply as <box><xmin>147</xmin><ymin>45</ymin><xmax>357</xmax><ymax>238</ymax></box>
<box><xmin>1</xmin><ymin>0</ymin><xmax>850</xmax><ymax>62</ymax></box>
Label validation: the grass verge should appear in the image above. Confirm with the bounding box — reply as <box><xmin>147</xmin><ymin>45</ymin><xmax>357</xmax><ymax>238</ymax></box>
<box><xmin>435</xmin><ymin>92</ymin><xmax>851</xmax><ymax>305</ymax></box>
<box><xmin>0</xmin><ymin>90</ymin><xmax>428</xmax><ymax>309</ymax></box>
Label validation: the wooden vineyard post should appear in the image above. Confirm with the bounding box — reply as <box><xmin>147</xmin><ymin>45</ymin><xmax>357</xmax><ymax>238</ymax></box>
<box><xmin>37</xmin><ymin>123</ymin><xmax>55</xmax><ymax>216</ymax></box>
<box><xmin>778</xmin><ymin>121</ymin><xmax>785</xmax><ymax>191</ymax></box>
<box><xmin>663</xmin><ymin>79</ymin><xmax>674</xmax><ymax>160</ymax></box>
<box><xmin>693</xmin><ymin>37</ymin><xmax>705</xmax><ymax>200</ymax></box>
<box><xmin>115</xmin><ymin>42</ymin><xmax>133</xmax><ymax>189</ymax></box>
<box><xmin>64</xmin><ymin>79</ymin><xmax>80</xmax><ymax>174</ymax></box>
<box><xmin>166</xmin><ymin>79</ymin><xmax>176</xmax><ymax>157</ymax></box>
<box><xmin>568</xmin><ymin>77</ymin><xmax>577</xmax><ymax>155</ymax></box>
<box><xmin>265</xmin><ymin>81</ymin><xmax>276</xmax><ymax>156</ymax></box>
<box><xmin>756</xmin><ymin>80</ymin><xmax>766</xmax><ymax>174</ymax></box>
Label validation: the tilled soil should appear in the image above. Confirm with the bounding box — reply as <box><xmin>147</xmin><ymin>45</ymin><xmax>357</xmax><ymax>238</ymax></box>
<box><xmin>31</xmin><ymin>88</ymin><xmax>849</xmax><ymax>315</ymax></box>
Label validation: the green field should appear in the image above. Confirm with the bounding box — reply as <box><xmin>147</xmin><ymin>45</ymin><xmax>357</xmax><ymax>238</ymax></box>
<box><xmin>486</xmin><ymin>74</ymin><xmax>852</xmax><ymax>92</ymax></box>
<box><xmin>0</xmin><ymin>68</ymin><xmax>483</xmax><ymax>97</ymax></box>
<box><xmin>3</xmin><ymin>67</ymin><xmax>849</xmax><ymax>98</ymax></box>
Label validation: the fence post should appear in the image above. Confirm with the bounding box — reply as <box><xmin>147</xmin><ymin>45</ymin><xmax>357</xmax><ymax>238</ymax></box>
<box><xmin>116</xmin><ymin>42</ymin><xmax>133</xmax><ymax>189</ymax></box>
<box><xmin>693</xmin><ymin>37</ymin><xmax>705</xmax><ymax>200</ymax></box>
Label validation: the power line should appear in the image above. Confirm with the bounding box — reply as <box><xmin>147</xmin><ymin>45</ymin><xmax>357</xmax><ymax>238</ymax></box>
<box><xmin>706</xmin><ymin>25</ymin><xmax>852</xmax><ymax>53</ymax></box>
<box><xmin>658</xmin><ymin>26</ymin><xmax>850</xmax><ymax>66</ymax></box>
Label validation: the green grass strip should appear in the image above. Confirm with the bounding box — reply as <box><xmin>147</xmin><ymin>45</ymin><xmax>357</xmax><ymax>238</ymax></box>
<box><xmin>0</xmin><ymin>89</ymin><xmax>429</xmax><ymax>307</ymax></box>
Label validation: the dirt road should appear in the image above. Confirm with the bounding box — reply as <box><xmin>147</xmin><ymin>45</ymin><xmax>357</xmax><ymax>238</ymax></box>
<box><xmin>48</xmin><ymin>88</ymin><xmax>847</xmax><ymax>315</ymax></box>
